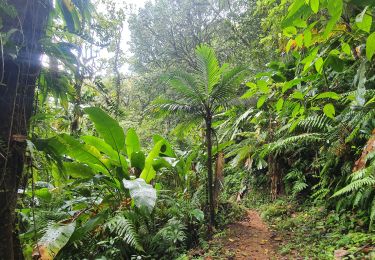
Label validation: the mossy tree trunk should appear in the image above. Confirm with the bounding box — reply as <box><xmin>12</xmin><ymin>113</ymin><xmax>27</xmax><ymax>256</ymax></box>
<box><xmin>0</xmin><ymin>1</ymin><xmax>51</xmax><ymax>258</ymax></box>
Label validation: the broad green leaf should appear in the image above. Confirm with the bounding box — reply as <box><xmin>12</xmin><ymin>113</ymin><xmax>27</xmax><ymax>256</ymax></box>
<box><xmin>131</xmin><ymin>151</ymin><xmax>146</xmax><ymax>170</ymax></box>
<box><xmin>57</xmin><ymin>134</ymin><xmax>108</xmax><ymax>174</ymax></box>
<box><xmin>63</xmin><ymin>162</ymin><xmax>94</xmax><ymax>178</ymax></box>
<box><xmin>81</xmin><ymin>136</ymin><xmax>118</xmax><ymax>162</ymax></box>
<box><xmin>289</xmin><ymin>115</ymin><xmax>305</xmax><ymax>132</ymax></box>
<box><xmin>356</xmin><ymin>6</ymin><xmax>372</xmax><ymax>33</ymax></box>
<box><xmin>315</xmin><ymin>92</ymin><xmax>340</xmax><ymax>100</ymax></box>
<box><xmin>324</xmin><ymin>54</ymin><xmax>344</xmax><ymax>72</ymax></box>
<box><xmin>34</xmin><ymin>188</ymin><xmax>52</xmax><ymax>201</ymax></box>
<box><xmin>34</xmin><ymin>222</ymin><xmax>76</xmax><ymax>259</ymax></box>
<box><xmin>293</xmin><ymin>18</ymin><xmax>307</xmax><ymax>28</ymax></box>
<box><xmin>323</xmin><ymin>103</ymin><xmax>335</xmax><ymax>118</ymax></box>
<box><xmin>246</xmin><ymin>82</ymin><xmax>257</xmax><ymax>88</ymax></box>
<box><xmin>366</xmin><ymin>32</ymin><xmax>375</xmax><ymax>60</ymax></box>
<box><xmin>295</xmin><ymin>34</ymin><xmax>304</xmax><ymax>47</ymax></box>
<box><xmin>140</xmin><ymin>140</ymin><xmax>165</xmax><ymax>183</ymax></box>
<box><xmin>310</xmin><ymin>0</ymin><xmax>319</xmax><ymax>13</ymax></box>
<box><xmin>257</xmin><ymin>95</ymin><xmax>267</xmax><ymax>108</ymax></box>
<box><xmin>315</xmin><ymin>57</ymin><xmax>324</xmax><ymax>74</ymax></box>
<box><xmin>341</xmin><ymin>42</ymin><xmax>352</xmax><ymax>56</ymax></box>
<box><xmin>123</xmin><ymin>178</ymin><xmax>157</xmax><ymax>212</ymax></box>
<box><xmin>324</xmin><ymin>0</ymin><xmax>343</xmax><ymax>38</ymax></box>
<box><xmin>304</xmin><ymin>29</ymin><xmax>312</xmax><ymax>47</ymax></box>
<box><xmin>292</xmin><ymin>103</ymin><xmax>301</xmax><ymax>117</ymax></box>
<box><xmin>282</xmin><ymin>78</ymin><xmax>303</xmax><ymax>93</ymax></box>
<box><xmin>276</xmin><ymin>98</ymin><xmax>284</xmax><ymax>112</ymax></box>
<box><xmin>191</xmin><ymin>209</ymin><xmax>204</xmax><ymax>222</ymax></box>
<box><xmin>84</xmin><ymin>107</ymin><xmax>125</xmax><ymax>153</ymax></box>
<box><xmin>327</xmin><ymin>0</ymin><xmax>342</xmax><ymax>19</ymax></box>
<box><xmin>283</xmin><ymin>26</ymin><xmax>297</xmax><ymax>37</ymax></box>
<box><xmin>125</xmin><ymin>128</ymin><xmax>140</xmax><ymax>160</ymax></box>
<box><xmin>291</xmin><ymin>91</ymin><xmax>305</xmax><ymax>100</ymax></box>
<box><xmin>69</xmin><ymin>213</ymin><xmax>106</xmax><ymax>243</ymax></box>
<box><xmin>241</xmin><ymin>88</ymin><xmax>257</xmax><ymax>99</ymax></box>
<box><xmin>152</xmin><ymin>135</ymin><xmax>176</xmax><ymax>157</ymax></box>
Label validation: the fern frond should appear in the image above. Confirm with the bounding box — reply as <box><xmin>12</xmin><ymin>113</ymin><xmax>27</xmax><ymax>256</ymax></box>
<box><xmin>260</xmin><ymin>133</ymin><xmax>323</xmax><ymax>157</ymax></box>
<box><xmin>332</xmin><ymin>177</ymin><xmax>375</xmax><ymax>197</ymax></box>
<box><xmin>104</xmin><ymin>214</ymin><xmax>143</xmax><ymax>252</ymax></box>
<box><xmin>298</xmin><ymin>115</ymin><xmax>332</xmax><ymax>132</ymax></box>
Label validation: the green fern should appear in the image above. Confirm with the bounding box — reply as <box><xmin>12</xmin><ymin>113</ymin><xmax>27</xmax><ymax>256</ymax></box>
<box><xmin>298</xmin><ymin>115</ymin><xmax>332</xmax><ymax>132</ymax></box>
<box><xmin>260</xmin><ymin>133</ymin><xmax>322</xmax><ymax>157</ymax></box>
<box><xmin>104</xmin><ymin>214</ymin><xmax>144</xmax><ymax>252</ymax></box>
<box><xmin>332</xmin><ymin>177</ymin><xmax>375</xmax><ymax>197</ymax></box>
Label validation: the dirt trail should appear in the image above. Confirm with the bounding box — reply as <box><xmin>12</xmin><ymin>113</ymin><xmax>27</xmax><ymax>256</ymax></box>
<box><xmin>219</xmin><ymin>210</ymin><xmax>281</xmax><ymax>260</ymax></box>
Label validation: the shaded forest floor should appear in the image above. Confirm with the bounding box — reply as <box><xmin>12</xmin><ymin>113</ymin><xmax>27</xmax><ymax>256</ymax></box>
<box><xmin>189</xmin><ymin>196</ymin><xmax>375</xmax><ymax>259</ymax></box>
<box><xmin>216</xmin><ymin>210</ymin><xmax>281</xmax><ymax>259</ymax></box>
<box><xmin>192</xmin><ymin>210</ymin><xmax>286</xmax><ymax>259</ymax></box>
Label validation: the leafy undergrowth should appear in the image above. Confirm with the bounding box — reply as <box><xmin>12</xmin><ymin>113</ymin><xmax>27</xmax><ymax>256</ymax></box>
<box><xmin>250</xmin><ymin>196</ymin><xmax>375</xmax><ymax>259</ymax></box>
<box><xmin>186</xmin><ymin>200</ymin><xmax>247</xmax><ymax>259</ymax></box>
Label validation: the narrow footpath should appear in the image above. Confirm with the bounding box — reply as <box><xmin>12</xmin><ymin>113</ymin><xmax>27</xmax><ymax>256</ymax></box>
<box><xmin>220</xmin><ymin>210</ymin><xmax>281</xmax><ymax>260</ymax></box>
<box><xmin>199</xmin><ymin>210</ymin><xmax>286</xmax><ymax>259</ymax></box>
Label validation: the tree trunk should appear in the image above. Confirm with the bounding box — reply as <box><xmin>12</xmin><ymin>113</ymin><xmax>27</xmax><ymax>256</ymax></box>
<box><xmin>269</xmin><ymin>154</ymin><xmax>284</xmax><ymax>200</ymax></box>
<box><xmin>0</xmin><ymin>1</ymin><xmax>51</xmax><ymax>259</ymax></box>
<box><xmin>113</xmin><ymin>28</ymin><xmax>123</xmax><ymax>119</ymax></box>
<box><xmin>71</xmin><ymin>49</ymin><xmax>83</xmax><ymax>135</ymax></box>
<box><xmin>205</xmin><ymin>115</ymin><xmax>215</xmax><ymax>237</ymax></box>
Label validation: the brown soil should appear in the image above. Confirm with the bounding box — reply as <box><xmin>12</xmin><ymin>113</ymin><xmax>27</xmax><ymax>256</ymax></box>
<box><xmin>219</xmin><ymin>209</ymin><xmax>281</xmax><ymax>260</ymax></box>
<box><xmin>192</xmin><ymin>210</ymin><xmax>284</xmax><ymax>260</ymax></box>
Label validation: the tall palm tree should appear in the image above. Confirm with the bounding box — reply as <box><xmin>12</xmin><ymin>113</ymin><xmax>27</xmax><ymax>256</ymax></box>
<box><xmin>157</xmin><ymin>44</ymin><xmax>248</xmax><ymax>236</ymax></box>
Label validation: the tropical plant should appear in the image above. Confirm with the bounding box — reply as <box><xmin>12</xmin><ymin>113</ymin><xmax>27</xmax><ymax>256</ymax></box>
<box><xmin>156</xmin><ymin>44</ymin><xmax>248</xmax><ymax>235</ymax></box>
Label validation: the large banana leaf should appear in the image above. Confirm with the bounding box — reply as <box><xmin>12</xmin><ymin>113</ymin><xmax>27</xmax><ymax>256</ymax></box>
<box><xmin>140</xmin><ymin>140</ymin><xmax>165</xmax><ymax>183</ymax></box>
<box><xmin>57</xmin><ymin>134</ymin><xmax>110</xmax><ymax>175</ymax></box>
<box><xmin>33</xmin><ymin>222</ymin><xmax>76</xmax><ymax>260</ymax></box>
<box><xmin>84</xmin><ymin>107</ymin><xmax>125</xmax><ymax>153</ymax></box>
<box><xmin>152</xmin><ymin>135</ymin><xmax>176</xmax><ymax>157</ymax></box>
<box><xmin>81</xmin><ymin>135</ymin><xmax>128</xmax><ymax>172</ymax></box>
<box><xmin>126</xmin><ymin>128</ymin><xmax>140</xmax><ymax>160</ymax></box>
<box><xmin>123</xmin><ymin>178</ymin><xmax>157</xmax><ymax>212</ymax></box>
<box><xmin>63</xmin><ymin>162</ymin><xmax>95</xmax><ymax>179</ymax></box>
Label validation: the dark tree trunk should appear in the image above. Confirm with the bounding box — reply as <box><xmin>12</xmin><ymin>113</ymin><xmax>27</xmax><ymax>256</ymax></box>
<box><xmin>71</xmin><ymin>49</ymin><xmax>83</xmax><ymax>135</ymax></box>
<box><xmin>269</xmin><ymin>154</ymin><xmax>284</xmax><ymax>200</ymax></box>
<box><xmin>113</xmin><ymin>29</ymin><xmax>123</xmax><ymax>119</ymax></box>
<box><xmin>0</xmin><ymin>1</ymin><xmax>51</xmax><ymax>259</ymax></box>
<box><xmin>205</xmin><ymin>115</ymin><xmax>215</xmax><ymax>238</ymax></box>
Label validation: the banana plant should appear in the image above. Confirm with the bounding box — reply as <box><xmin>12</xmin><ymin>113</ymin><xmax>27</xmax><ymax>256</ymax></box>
<box><xmin>29</xmin><ymin>107</ymin><xmax>177</xmax><ymax>257</ymax></box>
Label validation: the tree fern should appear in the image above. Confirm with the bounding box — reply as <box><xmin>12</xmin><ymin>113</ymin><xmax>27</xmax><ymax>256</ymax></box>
<box><xmin>104</xmin><ymin>214</ymin><xmax>143</xmax><ymax>252</ymax></box>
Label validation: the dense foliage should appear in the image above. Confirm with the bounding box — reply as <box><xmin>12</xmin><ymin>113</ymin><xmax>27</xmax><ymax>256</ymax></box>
<box><xmin>0</xmin><ymin>0</ymin><xmax>374</xmax><ymax>259</ymax></box>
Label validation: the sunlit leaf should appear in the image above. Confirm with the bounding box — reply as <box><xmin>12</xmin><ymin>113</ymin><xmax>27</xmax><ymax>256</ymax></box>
<box><xmin>366</xmin><ymin>32</ymin><xmax>375</xmax><ymax>60</ymax></box>
<box><xmin>323</xmin><ymin>103</ymin><xmax>335</xmax><ymax>118</ymax></box>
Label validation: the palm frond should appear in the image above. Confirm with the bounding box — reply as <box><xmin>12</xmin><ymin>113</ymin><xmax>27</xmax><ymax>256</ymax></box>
<box><xmin>195</xmin><ymin>44</ymin><xmax>221</xmax><ymax>95</ymax></box>
<box><xmin>167</xmin><ymin>71</ymin><xmax>204</xmax><ymax>104</ymax></box>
